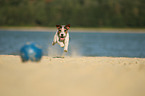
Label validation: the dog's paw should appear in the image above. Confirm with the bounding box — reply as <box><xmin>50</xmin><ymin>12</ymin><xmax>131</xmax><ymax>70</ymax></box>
<box><xmin>64</xmin><ymin>50</ymin><xmax>68</xmax><ymax>52</ymax></box>
<box><xmin>60</xmin><ymin>45</ymin><xmax>64</xmax><ymax>48</ymax></box>
<box><xmin>52</xmin><ymin>42</ymin><xmax>56</xmax><ymax>45</ymax></box>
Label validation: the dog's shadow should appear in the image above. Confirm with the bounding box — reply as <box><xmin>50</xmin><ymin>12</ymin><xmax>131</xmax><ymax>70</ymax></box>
<box><xmin>53</xmin><ymin>56</ymin><xmax>64</xmax><ymax>58</ymax></box>
<box><xmin>52</xmin><ymin>52</ymin><xmax>66</xmax><ymax>58</ymax></box>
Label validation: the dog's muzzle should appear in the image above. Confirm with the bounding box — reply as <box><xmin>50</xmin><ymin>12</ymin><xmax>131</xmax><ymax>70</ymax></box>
<box><xmin>60</xmin><ymin>34</ymin><xmax>65</xmax><ymax>41</ymax></box>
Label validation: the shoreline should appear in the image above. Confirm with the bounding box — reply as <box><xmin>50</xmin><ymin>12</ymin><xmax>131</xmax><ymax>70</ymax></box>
<box><xmin>0</xmin><ymin>26</ymin><xmax>145</xmax><ymax>33</ymax></box>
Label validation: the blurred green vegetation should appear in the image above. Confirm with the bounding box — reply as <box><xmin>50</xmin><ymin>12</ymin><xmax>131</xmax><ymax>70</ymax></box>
<box><xmin>0</xmin><ymin>0</ymin><xmax>145</xmax><ymax>27</ymax></box>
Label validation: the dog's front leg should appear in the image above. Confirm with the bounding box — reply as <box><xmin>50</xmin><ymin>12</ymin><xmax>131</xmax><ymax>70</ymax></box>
<box><xmin>52</xmin><ymin>32</ymin><xmax>57</xmax><ymax>45</ymax></box>
<box><xmin>64</xmin><ymin>33</ymin><xmax>69</xmax><ymax>52</ymax></box>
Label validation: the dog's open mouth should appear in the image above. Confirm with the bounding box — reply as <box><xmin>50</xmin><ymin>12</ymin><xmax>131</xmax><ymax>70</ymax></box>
<box><xmin>60</xmin><ymin>37</ymin><xmax>65</xmax><ymax>41</ymax></box>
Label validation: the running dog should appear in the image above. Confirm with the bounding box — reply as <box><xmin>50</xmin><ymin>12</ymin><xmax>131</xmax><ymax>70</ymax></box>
<box><xmin>52</xmin><ymin>24</ymin><xmax>70</xmax><ymax>52</ymax></box>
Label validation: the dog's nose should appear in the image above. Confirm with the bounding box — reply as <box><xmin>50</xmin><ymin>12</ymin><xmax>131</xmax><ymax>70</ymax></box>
<box><xmin>61</xmin><ymin>34</ymin><xmax>63</xmax><ymax>37</ymax></box>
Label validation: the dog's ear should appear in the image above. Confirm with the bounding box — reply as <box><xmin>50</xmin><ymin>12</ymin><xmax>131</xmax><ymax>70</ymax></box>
<box><xmin>65</xmin><ymin>24</ymin><xmax>70</xmax><ymax>30</ymax></box>
<box><xmin>56</xmin><ymin>25</ymin><xmax>61</xmax><ymax>29</ymax></box>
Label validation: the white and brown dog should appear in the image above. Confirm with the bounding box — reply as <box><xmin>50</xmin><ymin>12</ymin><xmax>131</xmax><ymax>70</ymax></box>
<box><xmin>52</xmin><ymin>24</ymin><xmax>70</xmax><ymax>52</ymax></box>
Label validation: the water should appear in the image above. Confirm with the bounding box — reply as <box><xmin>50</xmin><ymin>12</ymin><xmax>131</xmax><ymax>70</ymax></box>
<box><xmin>0</xmin><ymin>30</ymin><xmax>145</xmax><ymax>58</ymax></box>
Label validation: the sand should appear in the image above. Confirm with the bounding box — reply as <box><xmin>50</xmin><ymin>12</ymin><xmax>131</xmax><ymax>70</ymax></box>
<box><xmin>0</xmin><ymin>55</ymin><xmax>145</xmax><ymax>96</ymax></box>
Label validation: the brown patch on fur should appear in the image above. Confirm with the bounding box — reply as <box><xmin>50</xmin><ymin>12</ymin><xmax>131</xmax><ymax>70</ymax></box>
<box><xmin>65</xmin><ymin>24</ymin><xmax>70</xmax><ymax>30</ymax></box>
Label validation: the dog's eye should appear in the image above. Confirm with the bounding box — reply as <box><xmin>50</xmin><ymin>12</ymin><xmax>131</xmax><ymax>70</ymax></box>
<box><xmin>64</xmin><ymin>29</ymin><xmax>67</xmax><ymax>32</ymax></box>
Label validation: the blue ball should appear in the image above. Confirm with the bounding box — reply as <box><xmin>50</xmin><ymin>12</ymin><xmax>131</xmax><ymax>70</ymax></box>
<box><xmin>20</xmin><ymin>42</ymin><xmax>43</xmax><ymax>62</ymax></box>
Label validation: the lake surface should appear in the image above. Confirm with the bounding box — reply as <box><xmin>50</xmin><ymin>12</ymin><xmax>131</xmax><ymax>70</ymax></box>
<box><xmin>0</xmin><ymin>30</ymin><xmax>145</xmax><ymax>58</ymax></box>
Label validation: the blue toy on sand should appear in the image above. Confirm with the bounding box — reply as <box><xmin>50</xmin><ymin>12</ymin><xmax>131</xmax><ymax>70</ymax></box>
<box><xmin>20</xmin><ymin>42</ymin><xmax>43</xmax><ymax>62</ymax></box>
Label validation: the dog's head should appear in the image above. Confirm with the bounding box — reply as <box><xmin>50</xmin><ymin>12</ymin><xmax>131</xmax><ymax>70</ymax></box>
<box><xmin>56</xmin><ymin>24</ymin><xmax>70</xmax><ymax>41</ymax></box>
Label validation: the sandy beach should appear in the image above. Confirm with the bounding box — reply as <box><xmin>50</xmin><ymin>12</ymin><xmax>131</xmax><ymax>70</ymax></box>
<box><xmin>0</xmin><ymin>55</ymin><xmax>145</xmax><ymax>96</ymax></box>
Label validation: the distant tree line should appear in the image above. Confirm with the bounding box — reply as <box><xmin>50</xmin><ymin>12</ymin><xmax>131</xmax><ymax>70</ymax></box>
<box><xmin>0</xmin><ymin>0</ymin><xmax>145</xmax><ymax>27</ymax></box>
